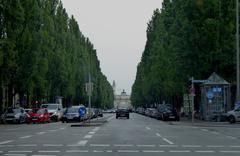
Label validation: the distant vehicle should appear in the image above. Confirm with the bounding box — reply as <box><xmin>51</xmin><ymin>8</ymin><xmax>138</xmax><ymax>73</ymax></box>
<box><xmin>158</xmin><ymin>105</ymin><xmax>179</xmax><ymax>121</ymax></box>
<box><xmin>26</xmin><ymin>108</ymin><xmax>50</xmax><ymax>123</ymax></box>
<box><xmin>61</xmin><ymin>106</ymin><xmax>85</xmax><ymax>123</ymax></box>
<box><xmin>116</xmin><ymin>108</ymin><xmax>129</xmax><ymax>119</ymax></box>
<box><xmin>24</xmin><ymin>108</ymin><xmax>32</xmax><ymax>113</ymax></box>
<box><xmin>41</xmin><ymin>103</ymin><xmax>63</xmax><ymax>122</ymax></box>
<box><xmin>2</xmin><ymin>107</ymin><xmax>27</xmax><ymax>124</ymax></box>
<box><xmin>227</xmin><ymin>106</ymin><xmax>240</xmax><ymax>123</ymax></box>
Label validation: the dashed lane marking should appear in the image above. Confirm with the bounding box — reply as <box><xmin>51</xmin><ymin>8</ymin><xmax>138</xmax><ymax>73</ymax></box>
<box><xmin>77</xmin><ymin>140</ymin><xmax>88</xmax><ymax>146</ymax></box>
<box><xmin>162</xmin><ymin>138</ymin><xmax>174</xmax><ymax>145</ymax></box>
<box><xmin>156</xmin><ymin>133</ymin><xmax>162</xmax><ymax>137</ymax></box>
<box><xmin>92</xmin><ymin>127</ymin><xmax>100</xmax><ymax>132</ymax></box>
<box><xmin>38</xmin><ymin>151</ymin><xmax>60</xmax><ymax>153</ymax></box>
<box><xmin>8</xmin><ymin>151</ymin><xmax>32</xmax><ymax>153</ymax></box>
<box><xmin>31</xmin><ymin>155</ymin><xmax>57</xmax><ymax>156</ymax></box>
<box><xmin>230</xmin><ymin>145</ymin><xmax>240</xmax><ymax>148</ymax></box>
<box><xmin>143</xmin><ymin>150</ymin><xmax>164</xmax><ymax>153</ymax></box>
<box><xmin>195</xmin><ymin>151</ymin><xmax>215</xmax><ymax>153</ymax></box>
<box><xmin>114</xmin><ymin>144</ymin><xmax>133</xmax><ymax>147</ymax></box>
<box><xmin>182</xmin><ymin>145</ymin><xmax>202</xmax><ymax>148</ymax></box>
<box><xmin>169</xmin><ymin>150</ymin><xmax>191</xmax><ymax>153</ymax></box>
<box><xmin>0</xmin><ymin>140</ymin><xmax>13</xmax><ymax>145</ymax></box>
<box><xmin>0</xmin><ymin>145</ymin><xmax>14</xmax><ymax>147</ymax></box>
<box><xmin>17</xmin><ymin>144</ymin><xmax>37</xmax><ymax>147</ymax></box>
<box><xmin>36</xmin><ymin>132</ymin><xmax>46</xmax><ymax>135</ymax></box>
<box><xmin>19</xmin><ymin>135</ymin><xmax>33</xmax><ymax>139</ymax></box>
<box><xmin>145</xmin><ymin>127</ymin><xmax>151</xmax><ymax>130</ymax></box>
<box><xmin>137</xmin><ymin>145</ymin><xmax>156</xmax><ymax>147</ymax></box>
<box><xmin>84</xmin><ymin>135</ymin><xmax>92</xmax><ymax>139</ymax></box>
<box><xmin>201</xmin><ymin>129</ymin><xmax>209</xmax><ymax>132</ymax></box>
<box><xmin>93</xmin><ymin>150</ymin><xmax>103</xmax><ymax>153</ymax></box>
<box><xmin>207</xmin><ymin>145</ymin><xmax>224</xmax><ymax>148</ymax></box>
<box><xmin>159</xmin><ymin>145</ymin><xmax>178</xmax><ymax>147</ymax></box>
<box><xmin>66</xmin><ymin>150</ymin><xmax>89</xmax><ymax>153</ymax></box>
<box><xmin>89</xmin><ymin>131</ymin><xmax>95</xmax><ymax>134</ymax></box>
<box><xmin>48</xmin><ymin>130</ymin><xmax>57</xmax><ymax>132</ymax></box>
<box><xmin>4</xmin><ymin>154</ymin><xmax>26</xmax><ymax>156</ymax></box>
<box><xmin>118</xmin><ymin>150</ymin><xmax>139</xmax><ymax>153</ymax></box>
<box><xmin>90</xmin><ymin>144</ymin><xmax>110</xmax><ymax>147</ymax></box>
<box><xmin>211</xmin><ymin>132</ymin><xmax>220</xmax><ymax>135</ymax></box>
<box><xmin>220</xmin><ymin>151</ymin><xmax>240</xmax><ymax>153</ymax></box>
<box><xmin>226</xmin><ymin>136</ymin><xmax>237</xmax><ymax>139</ymax></box>
<box><xmin>43</xmin><ymin>144</ymin><xmax>63</xmax><ymax>147</ymax></box>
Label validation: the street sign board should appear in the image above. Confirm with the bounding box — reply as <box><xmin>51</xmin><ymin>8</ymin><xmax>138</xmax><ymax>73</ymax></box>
<box><xmin>78</xmin><ymin>107</ymin><xmax>86</xmax><ymax>117</ymax></box>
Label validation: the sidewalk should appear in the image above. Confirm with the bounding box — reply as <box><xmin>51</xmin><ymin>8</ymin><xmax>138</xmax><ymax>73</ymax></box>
<box><xmin>169</xmin><ymin>117</ymin><xmax>240</xmax><ymax>128</ymax></box>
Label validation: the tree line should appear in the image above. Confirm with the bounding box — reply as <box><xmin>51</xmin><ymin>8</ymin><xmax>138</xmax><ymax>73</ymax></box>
<box><xmin>0</xmin><ymin>0</ymin><xmax>114</xmax><ymax>113</ymax></box>
<box><xmin>131</xmin><ymin>0</ymin><xmax>236</xmax><ymax>109</ymax></box>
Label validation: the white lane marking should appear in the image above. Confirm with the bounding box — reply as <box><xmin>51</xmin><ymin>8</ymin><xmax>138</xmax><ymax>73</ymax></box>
<box><xmin>43</xmin><ymin>144</ymin><xmax>63</xmax><ymax>147</ymax></box>
<box><xmin>8</xmin><ymin>151</ymin><xmax>32</xmax><ymax>153</ymax></box>
<box><xmin>169</xmin><ymin>150</ymin><xmax>191</xmax><ymax>153</ymax></box>
<box><xmin>226</xmin><ymin>136</ymin><xmax>237</xmax><ymax>139</ymax></box>
<box><xmin>230</xmin><ymin>145</ymin><xmax>240</xmax><ymax>148</ymax></box>
<box><xmin>3</xmin><ymin>154</ymin><xmax>26</xmax><ymax>156</ymax></box>
<box><xmin>118</xmin><ymin>150</ymin><xmax>139</xmax><ymax>153</ymax></box>
<box><xmin>93</xmin><ymin>150</ymin><xmax>103</xmax><ymax>153</ymax></box>
<box><xmin>77</xmin><ymin>140</ymin><xmax>88</xmax><ymax>146</ymax></box>
<box><xmin>31</xmin><ymin>155</ymin><xmax>57</xmax><ymax>156</ymax></box>
<box><xmin>92</xmin><ymin>127</ymin><xmax>100</xmax><ymax>131</ymax></box>
<box><xmin>114</xmin><ymin>144</ymin><xmax>133</xmax><ymax>147</ymax></box>
<box><xmin>159</xmin><ymin>145</ymin><xmax>178</xmax><ymax>147</ymax></box>
<box><xmin>106</xmin><ymin>150</ymin><xmax>113</xmax><ymax>153</ymax></box>
<box><xmin>143</xmin><ymin>150</ymin><xmax>164</xmax><ymax>153</ymax></box>
<box><xmin>220</xmin><ymin>151</ymin><xmax>240</xmax><ymax>153</ymax></box>
<box><xmin>137</xmin><ymin>145</ymin><xmax>156</xmax><ymax>147</ymax></box>
<box><xmin>84</xmin><ymin>135</ymin><xmax>92</xmax><ymax>139</ymax></box>
<box><xmin>107</xmin><ymin>116</ymin><xmax>115</xmax><ymax>121</ymax></box>
<box><xmin>201</xmin><ymin>129</ymin><xmax>209</xmax><ymax>132</ymax></box>
<box><xmin>38</xmin><ymin>151</ymin><xmax>60</xmax><ymax>153</ymax></box>
<box><xmin>195</xmin><ymin>151</ymin><xmax>215</xmax><ymax>153</ymax></box>
<box><xmin>19</xmin><ymin>135</ymin><xmax>33</xmax><ymax>139</ymax></box>
<box><xmin>145</xmin><ymin>127</ymin><xmax>151</xmax><ymax>130</ymax></box>
<box><xmin>0</xmin><ymin>140</ymin><xmax>13</xmax><ymax>145</ymax></box>
<box><xmin>36</xmin><ymin>132</ymin><xmax>46</xmax><ymax>135</ymax></box>
<box><xmin>48</xmin><ymin>130</ymin><xmax>57</xmax><ymax>132</ymax></box>
<box><xmin>0</xmin><ymin>145</ymin><xmax>14</xmax><ymax>147</ymax></box>
<box><xmin>90</xmin><ymin>144</ymin><xmax>110</xmax><ymax>147</ymax></box>
<box><xmin>59</xmin><ymin>127</ymin><xmax>65</xmax><ymax>130</ymax></box>
<box><xmin>66</xmin><ymin>150</ymin><xmax>89</xmax><ymax>153</ymax></box>
<box><xmin>17</xmin><ymin>144</ymin><xmax>37</xmax><ymax>147</ymax></box>
<box><xmin>156</xmin><ymin>133</ymin><xmax>162</xmax><ymax>137</ymax></box>
<box><xmin>182</xmin><ymin>145</ymin><xmax>201</xmax><ymax>148</ymax></box>
<box><xmin>207</xmin><ymin>145</ymin><xmax>224</xmax><ymax>148</ymax></box>
<box><xmin>89</xmin><ymin>131</ymin><xmax>95</xmax><ymax>134</ymax></box>
<box><xmin>0</xmin><ymin>151</ymin><xmax>3</xmax><ymax>153</ymax></box>
<box><xmin>162</xmin><ymin>138</ymin><xmax>174</xmax><ymax>145</ymax></box>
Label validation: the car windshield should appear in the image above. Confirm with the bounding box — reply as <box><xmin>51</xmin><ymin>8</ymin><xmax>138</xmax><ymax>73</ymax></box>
<box><xmin>7</xmin><ymin>108</ymin><xmax>20</xmax><ymax>114</ymax></box>
<box><xmin>42</xmin><ymin>104</ymin><xmax>58</xmax><ymax>110</ymax></box>
<box><xmin>66</xmin><ymin>107</ymin><xmax>79</xmax><ymax>113</ymax></box>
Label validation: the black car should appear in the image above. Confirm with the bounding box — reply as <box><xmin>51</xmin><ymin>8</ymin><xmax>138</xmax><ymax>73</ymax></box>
<box><xmin>61</xmin><ymin>106</ymin><xmax>84</xmax><ymax>123</ymax></box>
<box><xmin>158</xmin><ymin>105</ymin><xmax>179</xmax><ymax>121</ymax></box>
<box><xmin>116</xmin><ymin>108</ymin><xmax>129</xmax><ymax>119</ymax></box>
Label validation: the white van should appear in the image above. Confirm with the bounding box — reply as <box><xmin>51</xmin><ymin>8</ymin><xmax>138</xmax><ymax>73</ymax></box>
<box><xmin>41</xmin><ymin>103</ymin><xmax>63</xmax><ymax>122</ymax></box>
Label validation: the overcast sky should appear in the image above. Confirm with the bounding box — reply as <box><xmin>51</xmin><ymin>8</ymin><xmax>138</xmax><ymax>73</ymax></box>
<box><xmin>61</xmin><ymin>0</ymin><xmax>163</xmax><ymax>94</ymax></box>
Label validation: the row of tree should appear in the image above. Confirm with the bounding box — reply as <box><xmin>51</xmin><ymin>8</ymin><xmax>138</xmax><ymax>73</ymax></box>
<box><xmin>0</xmin><ymin>0</ymin><xmax>114</xmax><ymax>112</ymax></box>
<box><xmin>131</xmin><ymin>0</ymin><xmax>236</xmax><ymax>108</ymax></box>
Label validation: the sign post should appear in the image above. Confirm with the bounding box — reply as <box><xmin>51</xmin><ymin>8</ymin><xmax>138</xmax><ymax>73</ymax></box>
<box><xmin>190</xmin><ymin>77</ymin><xmax>195</xmax><ymax>125</ymax></box>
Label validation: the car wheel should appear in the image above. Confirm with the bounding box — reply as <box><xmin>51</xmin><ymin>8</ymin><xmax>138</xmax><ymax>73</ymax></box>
<box><xmin>228</xmin><ymin>115</ymin><xmax>236</xmax><ymax>124</ymax></box>
<box><xmin>127</xmin><ymin>116</ymin><xmax>129</xmax><ymax>119</ymax></box>
<box><xmin>116</xmin><ymin>116</ymin><xmax>118</xmax><ymax>119</ymax></box>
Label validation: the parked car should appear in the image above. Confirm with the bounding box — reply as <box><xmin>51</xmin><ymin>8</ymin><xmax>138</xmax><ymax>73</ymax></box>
<box><xmin>227</xmin><ymin>106</ymin><xmax>240</xmax><ymax>123</ymax></box>
<box><xmin>41</xmin><ymin>103</ymin><xmax>63</xmax><ymax>122</ymax></box>
<box><xmin>61</xmin><ymin>106</ymin><xmax>85</xmax><ymax>123</ymax></box>
<box><xmin>158</xmin><ymin>105</ymin><xmax>179</xmax><ymax>121</ymax></box>
<box><xmin>116</xmin><ymin>108</ymin><xmax>129</xmax><ymax>119</ymax></box>
<box><xmin>26</xmin><ymin>108</ymin><xmax>50</xmax><ymax>123</ymax></box>
<box><xmin>2</xmin><ymin>107</ymin><xmax>27</xmax><ymax>124</ymax></box>
<box><xmin>94</xmin><ymin>108</ymin><xmax>103</xmax><ymax>117</ymax></box>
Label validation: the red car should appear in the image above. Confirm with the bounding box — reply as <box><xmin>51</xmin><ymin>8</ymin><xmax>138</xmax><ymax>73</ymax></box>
<box><xmin>27</xmin><ymin>108</ymin><xmax>50</xmax><ymax>123</ymax></box>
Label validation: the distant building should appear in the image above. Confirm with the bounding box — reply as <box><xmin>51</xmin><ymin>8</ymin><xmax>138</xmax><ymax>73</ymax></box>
<box><xmin>112</xmin><ymin>81</ymin><xmax>131</xmax><ymax>108</ymax></box>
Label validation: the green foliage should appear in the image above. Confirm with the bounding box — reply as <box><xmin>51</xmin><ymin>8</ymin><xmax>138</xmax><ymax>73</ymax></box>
<box><xmin>131</xmin><ymin>0</ymin><xmax>236</xmax><ymax>108</ymax></box>
<box><xmin>0</xmin><ymin>0</ymin><xmax>113</xmax><ymax>109</ymax></box>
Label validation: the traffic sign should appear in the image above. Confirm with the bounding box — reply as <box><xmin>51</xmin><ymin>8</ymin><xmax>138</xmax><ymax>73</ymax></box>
<box><xmin>78</xmin><ymin>107</ymin><xmax>86</xmax><ymax>117</ymax></box>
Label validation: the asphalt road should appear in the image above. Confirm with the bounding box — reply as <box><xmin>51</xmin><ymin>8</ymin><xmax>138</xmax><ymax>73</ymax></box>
<box><xmin>0</xmin><ymin>113</ymin><xmax>240</xmax><ymax>156</ymax></box>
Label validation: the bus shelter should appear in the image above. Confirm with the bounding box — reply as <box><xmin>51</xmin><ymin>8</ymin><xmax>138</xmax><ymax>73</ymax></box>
<box><xmin>200</xmin><ymin>73</ymin><xmax>230</xmax><ymax>121</ymax></box>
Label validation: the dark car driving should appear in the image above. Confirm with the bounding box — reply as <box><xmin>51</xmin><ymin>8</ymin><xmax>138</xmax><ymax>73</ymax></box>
<box><xmin>116</xmin><ymin>108</ymin><xmax>129</xmax><ymax>119</ymax></box>
<box><xmin>158</xmin><ymin>105</ymin><xmax>179</xmax><ymax>121</ymax></box>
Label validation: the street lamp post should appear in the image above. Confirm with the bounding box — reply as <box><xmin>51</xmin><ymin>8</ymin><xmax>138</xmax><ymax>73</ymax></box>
<box><xmin>237</xmin><ymin>0</ymin><xmax>240</xmax><ymax>102</ymax></box>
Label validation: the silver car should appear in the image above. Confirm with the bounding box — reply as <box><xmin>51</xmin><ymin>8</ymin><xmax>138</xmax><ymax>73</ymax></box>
<box><xmin>2</xmin><ymin>107</ymin><xmax>27</xmax><ymax>124</ymax></box>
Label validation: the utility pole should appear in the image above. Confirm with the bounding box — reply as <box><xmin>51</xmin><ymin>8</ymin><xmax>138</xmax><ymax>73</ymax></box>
<box><xmin>237</xmin><ymin>0</ymin><xmax>240</xmax><ymax>102</ymax></box>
